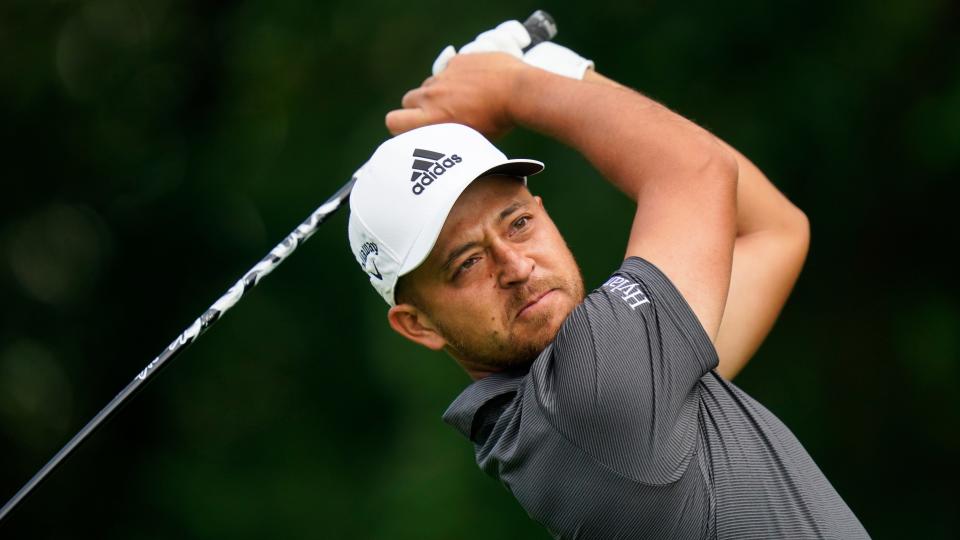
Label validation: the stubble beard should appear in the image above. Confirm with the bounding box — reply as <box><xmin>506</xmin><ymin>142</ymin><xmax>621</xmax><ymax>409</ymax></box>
<box><xmin>439</xmin><ymin>267</ymin><xmax>586</xmax><ymax>372</ymax></box>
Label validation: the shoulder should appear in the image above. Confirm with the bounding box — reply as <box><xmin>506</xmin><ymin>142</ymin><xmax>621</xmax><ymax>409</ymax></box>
<box><xmin>551</xmin><ymin>256</ymin><xmax>718</xmax><ymax>371</ymax></box>
<box><xmin>520</xmin><ymin>256</ymin><xmax>717</xmax><ymax>482</ymax></box>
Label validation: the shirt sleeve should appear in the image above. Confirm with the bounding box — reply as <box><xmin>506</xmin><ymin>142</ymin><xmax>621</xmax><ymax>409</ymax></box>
<box><xmin>529</xmin><ymin>256</ymin><xmax>720</xmax><ymax>484</ymax></box>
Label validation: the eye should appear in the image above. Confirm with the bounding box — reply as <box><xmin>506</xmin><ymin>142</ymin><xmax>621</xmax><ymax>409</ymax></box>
<box><xmin>511</xmin><ymin>215</ymin><xmax>531</xmax><ymax>232</ymax></box>
<box><xmin>453</xmin><ymin>255</ymin><xmax>480</xmax><ymax>278</ymax></box>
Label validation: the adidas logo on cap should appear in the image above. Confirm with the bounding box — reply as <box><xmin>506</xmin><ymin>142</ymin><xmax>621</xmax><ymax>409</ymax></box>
<box><xmin>409</xmin><ymin>148</ymin><xmax>463</xmax><ymax>195</ymax></box>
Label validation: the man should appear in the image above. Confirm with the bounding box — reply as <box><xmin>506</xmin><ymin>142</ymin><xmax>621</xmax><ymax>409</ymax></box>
<box><xmin>347</xmin><ymin>21</ymin><xmax>869</xmax><ymax>539</ymax></box>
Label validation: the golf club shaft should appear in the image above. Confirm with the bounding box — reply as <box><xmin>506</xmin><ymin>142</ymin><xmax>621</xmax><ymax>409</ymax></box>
<box><xmin>0</xmin><ymin>178</ymin><xmax>356</xmax><ymax>522</ymax></box>
<box><xmin>0</xmin><ymin>9</ymin><xmax>556</xmax><ymax>523</ymax></box>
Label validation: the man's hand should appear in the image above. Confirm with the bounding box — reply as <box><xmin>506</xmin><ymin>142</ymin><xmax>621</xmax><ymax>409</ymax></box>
<box><xmin>431</xmin><ymin>20</ymin><xmax>529</xmax><ymax>75</ymax></box>
<box><xmin>385</xmin><ymin>53</ymin><xmax>526</xmax><ymax>139</ymax></box>
<box><xmin>431</xmin><ymin>20</ymin><xmax>594</xmax><ymax>81</ymax></box>
<box><xmin>386</xmin><ymin>19</ymin><xmax>594</xmax><ymax>138</ymax></box>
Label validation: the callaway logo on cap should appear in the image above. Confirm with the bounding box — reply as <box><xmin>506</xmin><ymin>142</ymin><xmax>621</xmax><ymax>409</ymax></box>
<box><xmin>358</xmin><ymin>241</ymin><xmax>383</xmax><ymax>280</ymax></box>
<box><xmin>347</xmin><ymin>123</ymin><xmax>545</xmax><ymax>306</ymax></box>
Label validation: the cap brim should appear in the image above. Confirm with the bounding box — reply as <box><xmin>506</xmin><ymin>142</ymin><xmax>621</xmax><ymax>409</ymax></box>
<box><xmin>478</xmin><ymin>158</ymin><xmax>545</xmax><ymax>179</ymax></box>
<box><xmin>397</xmin><ymin>158</ymin><xmax>545</xmax><ymax>278</ymax></box>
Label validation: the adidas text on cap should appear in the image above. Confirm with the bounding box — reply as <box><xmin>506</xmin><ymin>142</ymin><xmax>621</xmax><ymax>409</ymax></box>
<box><xmin>348</xmin><ymin>123</ymin><xmax>544</xmax><ymax>306</ymax></box>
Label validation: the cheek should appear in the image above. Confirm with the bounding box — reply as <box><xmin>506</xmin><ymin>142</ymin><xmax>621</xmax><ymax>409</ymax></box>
<box><xmin>435</xmin><ymin>287</ymin><xmax>505</xmax><ymax>329</ymax></box>
<box><xmin>532</xmin><ymin>230</ymin><xmax>571</xmax><ymax>267</ymax></box>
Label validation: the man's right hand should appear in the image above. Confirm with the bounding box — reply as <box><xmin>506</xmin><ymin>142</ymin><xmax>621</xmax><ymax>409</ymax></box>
<box><xmin>385</xmin><ymin>52</ymin><xmax>527</xmax><ymax>139</ymax></box>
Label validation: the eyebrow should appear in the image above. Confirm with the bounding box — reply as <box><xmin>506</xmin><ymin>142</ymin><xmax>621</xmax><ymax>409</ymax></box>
<box><xmin>440</xmin><ymin>241</ymin><xmax>481</xmax><ymax>273</ymax></box>
<box><xmin>497</xmin><ymin>201</ymin><xmax>527</xmax><ymax>224</ymax></box>
<box><xmin>439</xmin><ymin>201</ymin><xmax>529</xmax><ymax>273</ymax></box>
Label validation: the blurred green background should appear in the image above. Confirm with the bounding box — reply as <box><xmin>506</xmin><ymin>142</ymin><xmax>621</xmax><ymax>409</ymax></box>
<box><xmin>1</xmin><ymin>0</ymin><xmax>958</xmax><ymax>538</ymax></box>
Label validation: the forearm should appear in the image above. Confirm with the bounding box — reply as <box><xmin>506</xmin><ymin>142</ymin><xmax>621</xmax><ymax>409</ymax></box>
<box><xmin>509</xmin><ymin>66</ymin><xmax>732</xmax><ymax>201</ymax></box>
<box><xmin>713</xmin><ymin>145</ymin><xmax>810</xmax><ymax>379</ymax></box>
<box><xmin>582</xmin><ymin>69</ymin><xmax>803</xmax><ymax>236</ymax></box>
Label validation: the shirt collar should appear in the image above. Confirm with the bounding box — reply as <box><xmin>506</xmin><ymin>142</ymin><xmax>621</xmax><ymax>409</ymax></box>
<box><xmin>441</xmin><ymin>368</ymin><xmax>527</xmax><ymax>439</ymax></box>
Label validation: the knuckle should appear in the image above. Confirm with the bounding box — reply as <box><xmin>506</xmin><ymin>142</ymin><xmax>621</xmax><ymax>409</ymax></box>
<box><xmin>401</xmin><ymin>88</ymin><xmax>419</xmax><ymax>107</ymax></box>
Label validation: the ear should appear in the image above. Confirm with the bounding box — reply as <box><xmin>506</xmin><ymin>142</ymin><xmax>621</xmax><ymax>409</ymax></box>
<box><xmin>387</xmin><ymin>304</ymin><xmax>447</xmax><ymax>351</ymax></box>
<box><xmin>533</xmin><ymin>195</ymin><xmax>544</xmax><ymax>208</ymax></box>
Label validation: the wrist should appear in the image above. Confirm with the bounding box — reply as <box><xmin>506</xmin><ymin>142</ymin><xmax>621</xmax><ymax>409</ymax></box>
<box><xmin>507</xmin><ymin>63</ymin><xmax>554</xmax><ymax>128</ymax></box>
<box><xmin>522</xmin><ymin>41</ymin><xmax>594</xmax><ymax>81</ymax></box>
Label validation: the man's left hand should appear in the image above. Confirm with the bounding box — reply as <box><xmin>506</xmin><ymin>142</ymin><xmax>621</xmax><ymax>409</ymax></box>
<box><xmin>385</xmin><ymin>52</ymin><xmax>526</xmax><ymax>139</ymax></box>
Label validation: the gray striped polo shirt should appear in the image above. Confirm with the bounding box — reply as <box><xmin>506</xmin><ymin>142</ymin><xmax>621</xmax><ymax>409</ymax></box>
<box><xmin>442</xmin><ymin>256</ymin><xmax>869</xmax><ymax>539</ymax></box>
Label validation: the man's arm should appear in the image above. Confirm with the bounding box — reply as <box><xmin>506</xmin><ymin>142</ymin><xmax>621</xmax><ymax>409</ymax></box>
<box><xmin>584</xmin><ymin>70</ymin><xmax>811</xmax><ymax>379</ymax></box>
<box><xmin>711</xmin><ymin>142</ymin><xmax>810</xmax><ymax>379</ymax></box>
<box><xmin>387</xmin><ymin>53</ymin><xmax>739</xmax><ymax>342</ymax></box>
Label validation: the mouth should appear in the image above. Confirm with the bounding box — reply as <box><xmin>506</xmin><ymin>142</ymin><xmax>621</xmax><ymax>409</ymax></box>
<box><xmin>516</xmin><ymin>288</ymin><xmax>556</xmax><ymax>319</ymax></box>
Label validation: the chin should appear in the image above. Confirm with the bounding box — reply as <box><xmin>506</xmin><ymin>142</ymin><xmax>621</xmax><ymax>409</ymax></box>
<box><xmin>543</xmin><ymin>291</ymin><xmax>578</xmax><ymax>333</ymax></box>
<box><xmin>467</xmin><ymin>293</ymin><xmax>582</xmax><ymax>372</ymax></box>
<box><xmin>519</xmin><ymin>314</ymin><xmax>566</xmax><ymax>359</ymax></box>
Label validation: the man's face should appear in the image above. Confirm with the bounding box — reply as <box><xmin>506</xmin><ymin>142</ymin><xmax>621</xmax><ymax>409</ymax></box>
<box><xmin>393</xmin><ymin>175</ymin><xmax>585</xmax><ymax>376</ymax></box>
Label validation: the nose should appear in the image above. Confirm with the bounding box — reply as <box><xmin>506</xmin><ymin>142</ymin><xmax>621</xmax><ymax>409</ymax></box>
<box><xmin>493</xmin><ymin>239</ymin><xmax>534</xmax><ymax>288</ymax></box>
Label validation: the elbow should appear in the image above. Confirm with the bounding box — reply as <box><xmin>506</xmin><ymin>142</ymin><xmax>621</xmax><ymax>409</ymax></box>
<box><xmin>689</xmin><ymin>135</ymin><xmax>739</xmax><ymax>230</ymax></box>
<box><xmin>774</xmin><ymin>205</ymin><xmax>811</xmax><ymax>270</ymax></box>
<box><xmin>685</xmin><ymin>136</ymin><xmax>739</xmax><ymax>217</ymax></box>
<box><xmin>716</xmin><ymin>142</ymin><xmax>740</xmax><ymax>187</ymax></box>
<box><xmin>693</xmin><ymin>133</ymin><xmax>739</xmax><ymax>189</ymax></box>
<box><xmin>791</xmin><ymin>207</ymin><xmax>811</xmax><ymax>263</ymax></box>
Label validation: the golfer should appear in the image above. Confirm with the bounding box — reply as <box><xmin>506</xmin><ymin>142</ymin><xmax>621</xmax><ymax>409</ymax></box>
<box><xmin>347</xmin><ymin>21</ymin><xmax>870</xmax><ymax>539</ymax></box>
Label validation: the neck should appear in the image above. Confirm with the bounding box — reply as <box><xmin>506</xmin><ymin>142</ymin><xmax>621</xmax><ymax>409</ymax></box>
<box><xmin>453</xmin><ymin>353</ymin><xmax>500</xmax><ymax>381</ymax></box>
<box><xmin>465</xmin><ymin>364</ymin><xmax>503</xmax><ymax>381</ymax></box>
<box><xmin>446</xmin><ymin>345</ymin><xmax>538</xmax><ymax>382</ymax></box>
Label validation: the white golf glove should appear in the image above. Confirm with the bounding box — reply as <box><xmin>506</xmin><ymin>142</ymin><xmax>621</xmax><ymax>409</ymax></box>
<box><xmin>431</xmin><ymin>20</ymin><xmax>594</xmax><ymax>80</ymax></box>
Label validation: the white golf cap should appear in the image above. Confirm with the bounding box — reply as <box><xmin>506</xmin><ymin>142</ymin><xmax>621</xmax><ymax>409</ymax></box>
<box><xmin>348</xmin><ymin>123</ymin><xmax>544</xmax><ymax>306</ymax></box>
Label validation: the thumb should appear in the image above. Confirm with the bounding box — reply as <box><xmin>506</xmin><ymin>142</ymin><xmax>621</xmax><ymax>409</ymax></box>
<box><xmin>385</xmin><ymin>108</ymin><xmax>444</xmax><ymax>135</ymax></box>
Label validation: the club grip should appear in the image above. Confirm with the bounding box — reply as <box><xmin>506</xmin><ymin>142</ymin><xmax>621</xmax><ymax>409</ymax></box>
<box><xmin>522</xmin><ymin>10</ymin><xmax>557</xmax><ymax>52</ymax></box>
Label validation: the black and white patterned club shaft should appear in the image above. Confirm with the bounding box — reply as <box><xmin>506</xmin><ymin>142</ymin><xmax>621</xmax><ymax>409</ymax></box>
<box><xmin>0</xmin><ymin>177</ymin><xmax>356</xmax><ymax>523</ymax></box>
<box><xmin>137</xmin><ymin>177</ymin><xmax>357</xmax><ymax>382</ymax></box>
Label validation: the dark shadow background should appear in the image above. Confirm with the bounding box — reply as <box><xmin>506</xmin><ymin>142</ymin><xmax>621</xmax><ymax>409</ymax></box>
<box><xmin>1</xmin><ymin>0</ymin><xmax>958</xmax><ymax>538</ymax></box>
